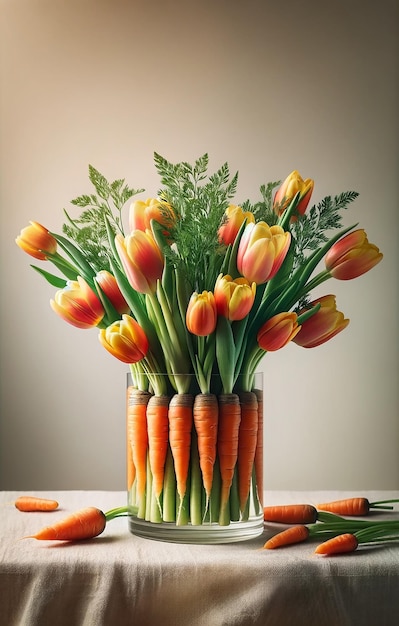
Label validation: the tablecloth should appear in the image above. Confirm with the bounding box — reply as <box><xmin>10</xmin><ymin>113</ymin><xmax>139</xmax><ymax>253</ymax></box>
<box><xmin>1</xmin><ymin>490</ymin><xmax>398</xmax><ymax>626</ymax></box>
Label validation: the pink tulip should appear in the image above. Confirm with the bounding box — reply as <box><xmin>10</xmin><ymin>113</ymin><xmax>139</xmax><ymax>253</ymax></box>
<box><xmin>214</xmin><ymin>274</ymin><xmax>256</xmax><ymax>321</ymax></box>
<box><xmin>115</xmin><ymin>230</ymin><xmax>164</xmax><ymax>294</ymax></box>
<box><xmin>325</xmin><ymin>229</ymin><xmax>383</xmax><ymax>280</ymax></box>
<box><xmin>237</xmin><ymin>222</ymin><xmax>291</xmax><ymax>284</ymax></box>
<box><xmin>98</xmin><ymin>314</ymin><xmax>149</xmax><ymax>363</ymax></box>
<box><xmin>293</xmin><ymin>295</ymin><xmax>349</xmax><ymax>348</ymax></box>
<box><xmin>257</xmin><ymin>312</ymin><xmax>301</xmax><ymax>351</ymax></box>
<box><xmin>50</xmin><ymin>276</ymin><xmax>105</xmax><ymax>329</ymax></box>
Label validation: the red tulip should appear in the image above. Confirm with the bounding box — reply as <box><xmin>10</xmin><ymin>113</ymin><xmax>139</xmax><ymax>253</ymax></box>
<box><xmin>115</xmin><ymin>230</ymin><xmax>164</xmax><ymax>294</ymax></box>
<box><xmin>325</xmin><ymin>229</ymin><xmax>383</xmax><ymax>280</ymax></box>
<box><xmin>50</xmin><ymin>277</ymin><xmax>105</xmax><ymax>329</ymax></box>
<box><xmin>16</xmin><ymin>221</ymin><xmax>57</xmax><ymax>260</ymax></box>
<box><xmin>95</xmin><ymin>270</ymin><xmax>130</xmax><ymax>315</ymax></box>
<box><xmin>186</xmin><ymin>291</ymin><xmax>217</xmax><ymax>336</ymax></box>
<box><xmin>293</xmin><ymin>295</ymin><xmax>349</xmax><ymax>348</ymax></box>
<box><xmin>214</xmin><ymin>274</ymin><xmax>256</xmax><ymax>321</ymax></box>
<box><xmin>257</xmin><ymin>312</ymin><xmax>301</xmax><ymax>351</ymax></box>
<box><xmin>237</xmin><ymin>222</ymin><xmax>291</xmax><ymax>284</ymax></box>
<box><xmin>98</xmin><ymin>314</ymin><xmax>149</xmax><ymax>363</ymax></box>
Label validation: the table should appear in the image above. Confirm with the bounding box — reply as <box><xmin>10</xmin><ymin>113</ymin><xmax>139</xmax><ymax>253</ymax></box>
<box><xmin>1</xmin><ymin>490</ymin><xmax>398</xmax><ymax>626</ymax></box>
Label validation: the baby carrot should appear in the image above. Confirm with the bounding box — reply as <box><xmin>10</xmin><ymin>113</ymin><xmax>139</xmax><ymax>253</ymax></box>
<box><xmin>263</xmin><ymin>504</ymin><xmax>318</xmax><ymax>524</ymax></box>
<box><xmin>26</xmin><ymin>507</ymin><xmax>106</xmax><ymax>541</ymax></box>
<box><xmin>264</xmin><ymin>525</ymin><xmax>310</xmax><ymax>549</ymax></box>
<box><xmin>316</xmin><ymin>497</ymin><xmax>398</xmax><ymax>516</ymax></box>
<box><xmin>15</xmin><ymin>496</ymin><xmax>59</xmax><ymax>512</ymax></box>
<box><xmin>314</xmin><ymin>533</ymin><xmax>359</xmax><ymax>555</ymax></box>
<box><xmin>237</xmin><ymin>391</ymin><xmax>259</xmax><ymax>513</ymax></box>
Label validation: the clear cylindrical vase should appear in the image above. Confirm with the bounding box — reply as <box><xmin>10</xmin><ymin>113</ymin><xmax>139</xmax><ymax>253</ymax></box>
<box><xmin>126</xmin><ymin>372</ymin><xmax>264</xmax><ymax>544</ymax></box>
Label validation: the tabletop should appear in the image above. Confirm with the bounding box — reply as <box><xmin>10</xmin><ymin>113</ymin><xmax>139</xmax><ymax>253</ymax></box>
<box><xmin>1</xmin><ymin>489</ymin><xmax>398</xmax><ymax>626</ymax></box>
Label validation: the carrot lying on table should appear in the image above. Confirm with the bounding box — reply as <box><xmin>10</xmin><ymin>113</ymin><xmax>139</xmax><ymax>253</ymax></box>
<box><xmin>263</xmin><ymin>504</ymin><xmax>318</xmax><ymax>524</ymax></box>
<box><xmin>15</xmin><ymin>496</ymin><xmax>59</xmax><ymax>512</ymax></box>
<box><xmin>316</xmin><ymin>497</ymin><xmax>398</xmax><ymax>516</ymax></box>
<box><xmin>25</xmin><ymin>507</ymin><xmax>106</xmax><ymax>540</ymax></box>
<box><xmin>264</xmin><ymin>525</ymin><xmax>310</xmax><ymax>549</ymax></box>
<box><xmin>314</xmin><ymin>533</ymin><xmax>359</xmax><ymax>555</ymax></box>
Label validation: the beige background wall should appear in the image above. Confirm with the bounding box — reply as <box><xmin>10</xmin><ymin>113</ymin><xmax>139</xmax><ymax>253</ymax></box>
<box><xmin>1</xmin><ymin>0</ymin><xmax>398</xmax><ymax>491</ymax></box>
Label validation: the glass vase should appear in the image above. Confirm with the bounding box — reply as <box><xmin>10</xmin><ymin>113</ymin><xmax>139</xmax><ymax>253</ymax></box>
<box><xmin>126</xmin><ymin>372</ymin><xmax>264</xmax><ymax>544</ymax></box>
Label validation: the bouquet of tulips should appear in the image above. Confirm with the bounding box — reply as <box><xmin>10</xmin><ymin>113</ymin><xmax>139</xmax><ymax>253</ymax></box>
<box><xmin>16</xmin><ymin>153</ymin><xmax>383</xmax><ymax>529</ymax></box>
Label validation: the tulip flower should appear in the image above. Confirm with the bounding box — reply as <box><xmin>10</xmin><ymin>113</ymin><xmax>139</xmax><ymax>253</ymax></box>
<box><xmin>16</xmin><ymin>221</ymin><xmax>57</xmax><ymax>260</ymax></box>
<box><xmin>237</xmin><ymin>222</ymin><xmax>291</xmax><ymax>284</ymax></box>
<box><xmin>98</xmin><ymin>314</ymin><xmax>149</xmax><ymax>363</ymax></box>
<box><xmin>293</xmin><ymin>295</ymin><xmax>349</xmax><ymax>348</ymax></box>
<box><xmin>214</xmin><ymin>274</ymin><xmax>256</xmax><ymax>321</ymax></box>
<box><xmin>273</xmin><ymin>170</ymin><xmax>314</xmax><ymax>218</ymax></box>
<box><xmin>129</xmin><ymin>198</ymin><xmax>175</xmax><ymax>241</ymax></box>
<box><xmin>115</xmin><ymin>230</ymin><xmax>164</xmax><ymax>294</ymax></box>
<box><xmin>186</xmin><ymin>291</ymin><xmax>217</xmax><ymax>336</ymax></box>
<box><xmin>325</xmin><ymin>229</ymin><xmax>383</xmax><ymax>280</ymax></box>
<box><xmin>50</xmin><ymin>276</ymin><xmax>105</xmax><ymax>329</ymax></box>
<box><xmin>218</xmin><ymin>205</ymin><xmax>255</xmax><ymax>246</ymax></box>
<box><xmin>95</xmin><ymin>270</ymin><xmax>130</xmax><ymax>315</ymax></box>
<box><xmin>257</xmin><ymin>312</ymin><xmax>301</xmax><ymax>351</ymax></box>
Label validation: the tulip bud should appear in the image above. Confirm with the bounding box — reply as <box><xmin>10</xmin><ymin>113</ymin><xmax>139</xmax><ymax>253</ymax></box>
<box><xmin>218</xmin><ymin>205</ymin><xmax>255</xmax><ymax>246</ymax></box>
<box><xmin>293</xmin><ymin>295</ymin><xmax>349</xmax><ymax>348</ymax></box>
<box><xmin>257</xmin><ymin>312</ymin><xmax>301</xmax><ymax>351</ymax></box>
<box><xmin>237</xmin><ymin>222</ymin><xmax>291</xmax><ymax>284</ymax></box>
<box><xmin>50</xmin><ymin>276</ymin><xmax>105</xmax><ymax>329</ymax></box>
<box><xmin>273</xmin><ymin>171</ymin><xmax>314</xmax><ymax>219</ymax></box>
<box><xmin>186</xmin><ymin>291</ymin><xmax>217</xmax><ymax>336</ymax></box>
<box><xmin>99</xmin><ymin>314</ymin><xmax>149</xmax><ymax>363</ymax></box>
<box><xmin>325</xmin><ymin>229</ymin><xmax>383</xmax><ymax>280</ymax></box>
<box><xmin>115</xmin><ymin>230</ymin><xmax>164</xmax><ymax>294</ymax></box>
<box><xmin>214</xmin><ymin>274</ymin><xmax>256</xmax><ymax>321</ymax></box>
<box><xmin>16</xmin><ymin>221</ymin><xmax>57</xmax><ymax>260</ymax></box>
<box><xmin>129</xmin><ymin>198</ymin><xmax>175</xmax><ymax>241</ymax></box>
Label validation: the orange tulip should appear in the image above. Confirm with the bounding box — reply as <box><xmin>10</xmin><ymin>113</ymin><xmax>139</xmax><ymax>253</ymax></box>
<box><xmin>115</xmin><ymin>230</ymin><xmax>164</xmax><ymax>294</ymax></box>
<box><xmin>218</xmin><ymin>205</ymin><xmax>255</xmax><ymax>246</ymax></box>
<box><xmin>16</xmin><ymin>221</ymin><xmax>57</xmax><ymax>260</ymax></box>
<box><xmin>50</xmin><ymin>276</ymin><xmax>105</xmax><ymax>329</ymax></box>
<box><xmin>95</xmin><ymin>270</ymin><xmax>130</xmax><ymax>315</ymax></box>
<box><xmin>293</xmin><ymin>295</ymin><xmax>349</xmax><ymax>348</ymax></box>
<box><xmin>186</xmin><ymin>291</ymin><xmax>217</xmax><ymax>336</ymax></box>
<box><xmin>237</xmin><ymin>222</ymin><xmax>291</xmax><ymax>284</ymax></box>
<box><xmin>273</xmin><ymin>170</ymin><xmax>314</xmax><ymax>218</ymax></box>
<box><xmin>98</xmin><ymin>314</ymin><xmax>149</xmax><ymax>363</ymax></box>
<box><xmin>214</xmin><ymin>274</ymin><xmax>256</xmax><ymax>321</ymax></box>
<box><xmin>129</xmin><ymin>198</ymin><xmax>175</xmax><ymax>240</ymax></box>
<box><xmin>257</xmin><ymin>312</ymin><xmax>301</xmax><ymax>351</ymax></box>
<box><xmin>325</xmin><ymin>229</ymin><xmax>383</xmax><ymax>280</ymax></box>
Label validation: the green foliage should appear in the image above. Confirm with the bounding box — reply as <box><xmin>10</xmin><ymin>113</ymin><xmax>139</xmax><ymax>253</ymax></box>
<box><xmin>62</xmin><ymin>165</ymin><xmax>144</xmax><ymax>272</ymax></box>
<box><xmin>154</xmin><ymin>153</ymin><xmax>239</xmax><ymax>292</ymax></box>
<box><xmin>291</xmin><ymin>191</ymin><xmax>359</xmax><ymax>269</ymax></box>
<box><xmin>241</xmin><ymin>180</ymin><xmax>281</xmax><ymax>226</ymax></box>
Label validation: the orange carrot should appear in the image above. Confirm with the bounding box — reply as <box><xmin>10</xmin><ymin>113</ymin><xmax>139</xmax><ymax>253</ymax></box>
<box><xmin>253</xmin><ymin>387</ymin><xmax>264</xmax><ymax>507</ymax></box>
<box><xmin>26</xmin><ymin>507</ymin><xmax>106</xmax><ymax>541</ymax></box>
<box><xmin>314</xmin><ymin>532</ymin><xmax>359</xmax><ymax>555</ymax></box>
<box><xmin>263</xmin><ymin>504</ymin><xmax>318</xmax><ymax>524</ymax></box>
<box><xmin>316</xmin><ymin>497</ymin><xmax>397</xmax><ymax>516</ymax></box>
<box><xmin>193</xmin><ymin>393</ymin><xmax>219</xmax><ymax>508</ymax></box>
<box><xmin>264</xmin><ymin>524</ymin><xmax>310</xmax><ymax>549</ymax></box>
<box><xmin>217</xmin><ymin>393</ymin><xmax>241</xmax><ymax>522</ymax></box>
<box><xmin>168</xmin><ymin>393</ymin><xmax>193</xmax><ymax>501</ymax></box>
<box><xmin>146</xmin><ymin>394</ymin><xmax>170</xmax><ymax>502</ymax></box>
<box><xmin>15</xmin><ymin>496</ymin><xmax>59</xmax><ymax>512</ymax></box>
<box><xmin>237</xmin><ymin>391</ymin><xmax>258</xmax><ymax>512</ymax></box>
<box><xmin>127</xmin><ymin>388</ymin><xmax>151</xmax><ymax>499</ymax></box>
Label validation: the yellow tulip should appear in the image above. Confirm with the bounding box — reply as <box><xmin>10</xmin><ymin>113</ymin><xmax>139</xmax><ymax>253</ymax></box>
<box><xmin>50</xmin><ymin>276</ymin><xmax>105</xmax><ymax>329</ymax></box>
<box><xmin>237</xmin><ymin>222</ymin><xmax>291</xmax><ymax>284</ymax></box>
<box><xmin>186</xmin><ymin>291</ymin><xmax>217</xmax><ymax>336</ymax></box>
<box><xmin>218</xmin><ymin>205</ymin><xmax>255</xmax><ymax>246</ymax></box>
<box><xmin>257</xmin><ymin>312</ymin><xmax>301</xmax><ymax>351</ymax></box>
<box><xmin>115</xmin><ymin>230</ymin><xmax>164</xmax><ymax>294</ymax></box>
<box><xmin>325</xmin><ymin>229</ymin><xmax>383</xmax><ymax>280</ymax></box>
<box><xmin>99</xmin><ymin>314</ymin><xmax>149</xmax><ymax>363</ymax></box>
<box><xmin>293</xmin><ymin>295</ymin><xmax>349</xmax><ymax>348</ymax></box>
<box><xmin>214</xmin><ymin>274</ymin><xmax>256</xmax><ymax>321</ymax></box>
<box><xmin>16</xmin><ymin>221</ymin><xmax>57</xmax><ymax>260</ymax></box>
<box><xmin>273</xmin><ymin>170</ymin><xmax>314</xmax><ymax>218</ymax></box>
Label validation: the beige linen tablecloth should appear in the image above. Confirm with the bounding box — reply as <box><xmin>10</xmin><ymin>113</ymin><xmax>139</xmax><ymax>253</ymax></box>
<box><xmin>1</xmin><ymin>490</ymin><xmax>398</xmax><ymax>626</ymax></box>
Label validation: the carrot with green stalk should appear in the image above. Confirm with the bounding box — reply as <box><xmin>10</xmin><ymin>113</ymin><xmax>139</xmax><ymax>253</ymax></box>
<box><xmin>316</xmin><ymin>497</ymin><xmax>399</xmax><ymax>516</ymax></box>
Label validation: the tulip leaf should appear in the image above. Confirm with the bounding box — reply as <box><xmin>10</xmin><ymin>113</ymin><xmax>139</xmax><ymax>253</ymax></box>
<box><xmin>30</xmin><ymin>265</ymin><xmax>68</xmax><ymax>288</ymax></box>
<box><xmin>216</xmin><ymin>316</ymin><xmax>235</xmax><ymax>394</ymax></box>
